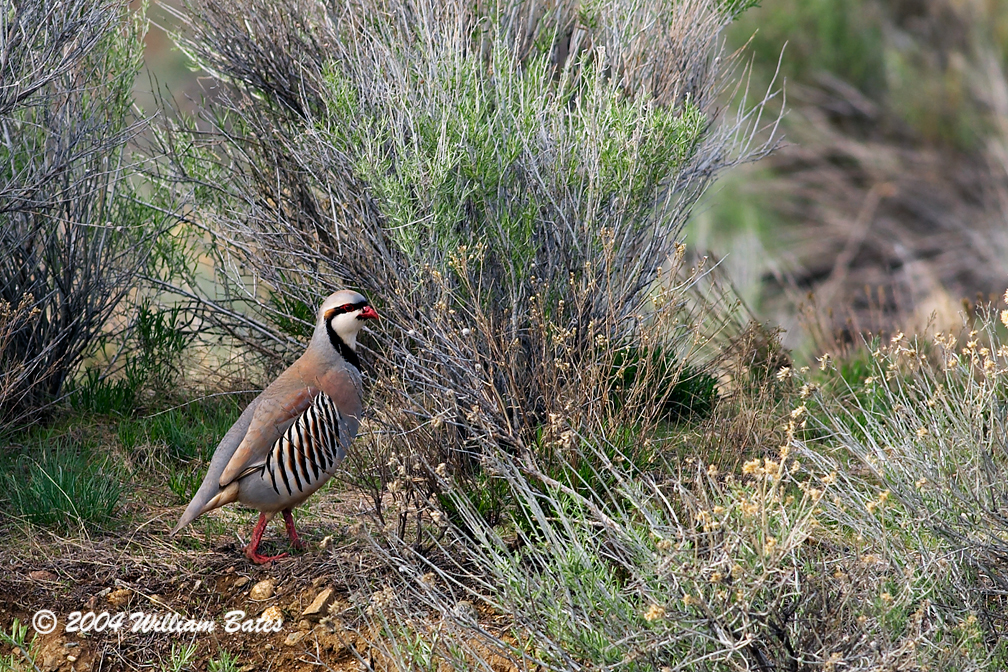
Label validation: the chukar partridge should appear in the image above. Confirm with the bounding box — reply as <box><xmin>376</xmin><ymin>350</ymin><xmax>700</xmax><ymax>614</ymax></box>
<box><xmin>171</xmin><ymin>290</ymin><xmax>378</xmax><ymax>563</ymax></box>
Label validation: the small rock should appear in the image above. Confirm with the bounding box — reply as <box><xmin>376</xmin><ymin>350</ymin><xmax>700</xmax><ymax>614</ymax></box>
<box><xmin>302</xmin><ymin>588</ymin><xmax>334</xmax><ymax>620</ymax></box>
<box><xmin>233</xmin><ymin>576</ymin><xmax>250</xmax><ymax>589</ymax></box>
<box><xmin>107</xmin><ymin>588</ymin><xmax>132</xmax><ymax>609</ymax></box>
<box><xmin>261</xmin><ymin>605</ymin><xmax>283</xmax><ymax>625</ymax></box>
<box><xmin>66</xmin><ymin>655</ymin><xmax>77</xmax><ymax>663</ymax></box>
<box><xmin>42</xmin><ymin>649</ymin><xmax>61</xmax><ymax>670</ymax></box>
<box><xmin>29</xmin><ymin>570</ymin><xmax>56</xmax><ymax>582</ymax></box>
<box><xmin>297</xmin><ymin>619</ymin><xmax>311</xmax><ymax>631</ymax></box>
<box><xmin>284</xmin><ymin>631</ymin><xmax>305</xmax><ymax>646</ymax></box>
<box><xmin>250</xmin><ymin>578</ymin><xmax>275</xmax><ymax>600</ymax></box>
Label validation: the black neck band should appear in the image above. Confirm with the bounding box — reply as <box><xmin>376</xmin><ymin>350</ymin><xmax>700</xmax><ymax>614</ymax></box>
<box><xmin>325</xmin><ymin>318</ymin><xmax>361</xmax><ymax>371</ymax></box>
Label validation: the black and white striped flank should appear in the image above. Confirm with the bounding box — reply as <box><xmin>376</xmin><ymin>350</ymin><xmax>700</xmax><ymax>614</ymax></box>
<box><xmin>263</xmin><ymin>393</ymin><xmax>344</xmax><ymax>497</ymax></box>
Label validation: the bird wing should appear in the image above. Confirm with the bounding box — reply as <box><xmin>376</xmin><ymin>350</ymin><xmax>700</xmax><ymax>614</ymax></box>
<box><xmin>218</xmin><ymin>369</ymin><xmax>317</xmax><ymax>487</ymax></box>
<box><xmin>218</xmin><ymin>362</ymin><xmax>364</xmax><ymax>488</ymax></box>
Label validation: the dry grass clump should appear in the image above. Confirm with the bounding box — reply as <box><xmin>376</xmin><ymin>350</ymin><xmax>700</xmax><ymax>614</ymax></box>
<box><xmin>342</xmin><ymin>325</ymin><xmax>1007</xmax><ymax>670</ymax></box>
<box><xmin>353</xmin><ymin>413</ymin><xmax>978</xmax><ymax>670</ymax></box>
<box><xmin>798</xmin><ymin>298</ymin><xmax>1008</xmax><ymax>665</ymax></box>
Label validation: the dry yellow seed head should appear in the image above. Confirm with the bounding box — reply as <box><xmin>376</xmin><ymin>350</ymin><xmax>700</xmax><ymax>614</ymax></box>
<box><xmin>643</xmin><ymin>604</ymin><xmax>666</xmax><ymax>622</ymax></box>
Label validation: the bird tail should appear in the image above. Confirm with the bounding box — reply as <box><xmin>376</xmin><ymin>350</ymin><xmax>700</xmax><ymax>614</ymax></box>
<box><xmin>171</xmin><ymin>482</ymin><xmax>240</xmax><ymax>536</ymax></box>
<box><xmin>170</xmin><ymin>398</ymin><xmax>259</xmax><ymax>536</ymax></box>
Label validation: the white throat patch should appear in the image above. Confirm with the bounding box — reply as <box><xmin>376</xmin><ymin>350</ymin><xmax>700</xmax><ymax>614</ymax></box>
<box><xmin>330</xmin><ymin>312</ymin><xmax>362</xmax><ymax>350</ymax></box>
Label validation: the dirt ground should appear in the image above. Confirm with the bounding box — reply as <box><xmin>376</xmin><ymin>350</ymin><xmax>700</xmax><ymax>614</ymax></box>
<box><xmin>0</xmin><ymin>490</ymin><xmax>425</xmax><ymax>672</ymax></box>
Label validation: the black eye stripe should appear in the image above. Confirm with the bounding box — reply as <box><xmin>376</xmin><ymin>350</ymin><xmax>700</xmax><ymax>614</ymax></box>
<box><xmin>325</xmin><ymin>301</ymin><xmax>368</xmax><ymax>320</ymax></box>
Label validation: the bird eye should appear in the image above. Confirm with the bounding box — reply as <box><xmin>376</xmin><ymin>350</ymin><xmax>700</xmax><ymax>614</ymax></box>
<box><xmin>340</xmin><ymin>303</ymin><xmax>355</xmax><ymax>312</ymax></box>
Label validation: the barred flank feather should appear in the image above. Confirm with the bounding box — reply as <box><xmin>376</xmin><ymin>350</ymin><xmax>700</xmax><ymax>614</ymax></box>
<box><xmin>264</xmin><ymin>394</ymin><xmax>343</xmax><ymax>496</ymax></box>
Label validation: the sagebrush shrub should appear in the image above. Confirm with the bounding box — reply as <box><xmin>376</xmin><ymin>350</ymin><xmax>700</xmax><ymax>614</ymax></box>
<box><xmin>157</xmin><ymin>0</ymin><xmax>779</xmax><ymax>521</ymax></box>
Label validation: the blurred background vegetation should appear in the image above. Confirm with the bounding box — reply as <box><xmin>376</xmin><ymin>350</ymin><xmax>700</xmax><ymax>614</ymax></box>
<box><xmin>704</xmin><ymin>0</ymin><xmax>1008</xmax><ymax>353</ymax></box>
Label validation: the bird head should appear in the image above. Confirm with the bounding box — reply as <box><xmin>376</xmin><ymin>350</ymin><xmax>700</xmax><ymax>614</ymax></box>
<box><xmin>319</xmin><ymin>290</ymin><xmax>379</xmax><ymax>352</ymax></box>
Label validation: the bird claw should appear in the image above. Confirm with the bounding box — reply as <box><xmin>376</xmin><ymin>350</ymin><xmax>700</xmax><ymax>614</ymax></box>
<box><xmin>245</xmin><ymin>547</ymin><xmax>288</xmax><ymax>564</ymax></box>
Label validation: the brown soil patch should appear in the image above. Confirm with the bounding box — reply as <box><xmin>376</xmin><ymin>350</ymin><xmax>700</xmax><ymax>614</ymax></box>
<box><xmin>0</xmin><ymin>490</ymin><xmax>400</xmax><ymax>672</ymax></box>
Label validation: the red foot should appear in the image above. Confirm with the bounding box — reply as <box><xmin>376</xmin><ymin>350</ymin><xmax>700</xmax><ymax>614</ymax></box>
<box><xmin>245</xmin><ymin>548</ymin><xmax>288</xmax><ymax>564</ymax></box>
<box><xmin>244</xmin><ymin>511</ymin><xmax>289</xmax><ymax>564</ymax></box>
<box><xmin>282</xmin><ymin>508</ymin><xmax>306</xmax><ymax>551</ymax></box>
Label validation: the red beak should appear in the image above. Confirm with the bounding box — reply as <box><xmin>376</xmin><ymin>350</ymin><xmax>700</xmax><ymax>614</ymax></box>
<box><xmin>359</xmin><ymin>305</ymin><xmax>380</xmax><ymax>320</ymax></box>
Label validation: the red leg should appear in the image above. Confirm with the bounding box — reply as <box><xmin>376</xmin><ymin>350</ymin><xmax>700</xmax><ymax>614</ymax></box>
<box><xmin>282</xmin><ymin>508</ymin><xmax>306</xmax><ymax>550</ymax></box>
<box><xmin>244</xmin><ymin>512</ymin><xmax>288</xmax><ymax>564</ymax></box>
